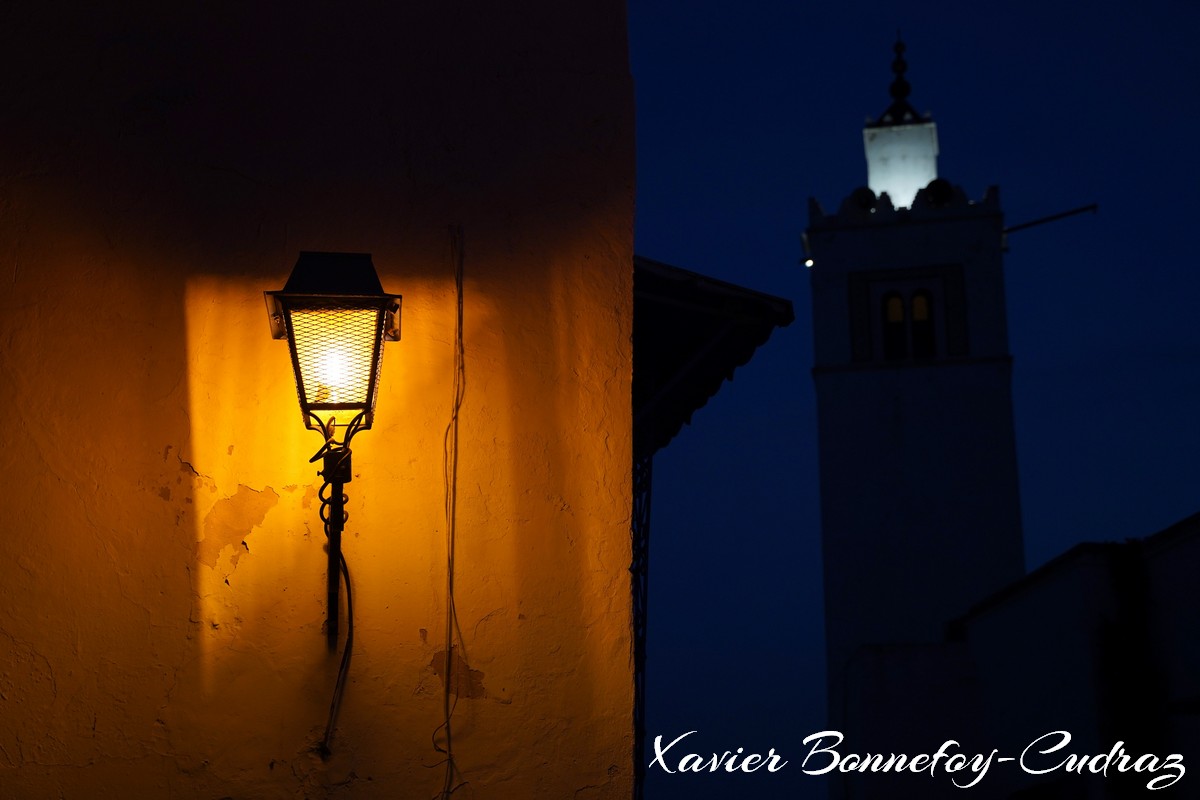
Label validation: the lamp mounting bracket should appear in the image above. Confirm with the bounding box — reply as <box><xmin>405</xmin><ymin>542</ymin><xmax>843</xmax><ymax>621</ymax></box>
<box><xmin>321</xmin><ymin>448</ymin><xmax>353</xmax><ymax>485</ymax></box>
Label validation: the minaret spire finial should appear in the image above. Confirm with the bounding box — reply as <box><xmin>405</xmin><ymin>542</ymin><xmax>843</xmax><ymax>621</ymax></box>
<box><xmin>890</xmin><ymin>35</ymin><xmax>910</xmax><ymax>103</ymax></box>
<box><xmin>869</xmin><ymin>32</ymin><xmax>923</xmax><ymax>127</ymax></box>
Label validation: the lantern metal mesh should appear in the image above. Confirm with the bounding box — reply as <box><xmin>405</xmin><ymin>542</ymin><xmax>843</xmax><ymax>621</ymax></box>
<box><xmin>285</xmin><ymin>301</ymin><xmax>389</xmax><ymax>431</ymax></box>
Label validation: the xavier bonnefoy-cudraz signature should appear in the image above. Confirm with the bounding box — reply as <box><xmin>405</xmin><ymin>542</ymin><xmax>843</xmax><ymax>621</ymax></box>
<box><xmin>648</xmin><ymin>730</ymin><xmax>1185</xmax><ymax>790</ymax></box>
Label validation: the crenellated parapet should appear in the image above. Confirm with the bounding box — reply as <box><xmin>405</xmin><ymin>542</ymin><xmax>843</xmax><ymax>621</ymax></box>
<box><xmin>809</xmin><ymin>181</ymin><xmax>1000</xmax><ymax>228</ymax></box>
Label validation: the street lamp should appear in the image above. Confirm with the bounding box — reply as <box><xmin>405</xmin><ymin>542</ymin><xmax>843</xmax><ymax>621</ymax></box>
<box><xmin>265</xmin><ymin>251</ymin><xmax>401</xmax><ymax>651</ymax></box>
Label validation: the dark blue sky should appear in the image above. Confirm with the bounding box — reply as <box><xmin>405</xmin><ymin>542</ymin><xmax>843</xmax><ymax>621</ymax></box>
<box><xmin>630</xmin><ymin>2</ymin><xmax>1200</xmax><ymax>797</ymax></box>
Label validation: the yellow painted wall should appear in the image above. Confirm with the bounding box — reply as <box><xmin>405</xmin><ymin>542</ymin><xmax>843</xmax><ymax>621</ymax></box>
<box><xmin>0</xmin><ymin>4</ymin><xmax>633</xmax><ymax>797</ymax></box>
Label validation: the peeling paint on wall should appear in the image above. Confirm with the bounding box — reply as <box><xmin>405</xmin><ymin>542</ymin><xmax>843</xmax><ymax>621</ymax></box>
<box><xmin>432</xmin><ymin>647</ymin><xmax>488</xmax><ymax>700</ymax></box>
<box><xmin>196</xmin><ymin>485</ymin><xmax>279</xmax><ymax>570</ymax></box>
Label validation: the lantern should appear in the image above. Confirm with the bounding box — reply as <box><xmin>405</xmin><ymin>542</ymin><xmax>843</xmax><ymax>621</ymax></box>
<box><xmin>265</xmin><ymin>251</ymin><xmax>400</xmax><ymax>437</ymax></box>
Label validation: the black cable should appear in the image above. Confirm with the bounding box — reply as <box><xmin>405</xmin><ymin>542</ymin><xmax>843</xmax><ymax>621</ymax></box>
<box><xmin>432</xmin><ymin>225</ymin><xmax>468</xmax><ymax>798</ymax></box>
<box><xmin>319</xmin><ymin>551</ymin><xmax>354</xmax><ymax>759</ymax></box>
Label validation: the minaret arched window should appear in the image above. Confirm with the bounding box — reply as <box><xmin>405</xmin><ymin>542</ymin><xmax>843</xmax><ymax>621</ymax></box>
<box><xmin>911</xmin><ymin>290</ymin><xmax>936</xmax><ymax>358</ymax></box>
<box><xmin>882</xmin><ymin>292</ymin><xmax>906</xmax><ymax>360</ymax></box>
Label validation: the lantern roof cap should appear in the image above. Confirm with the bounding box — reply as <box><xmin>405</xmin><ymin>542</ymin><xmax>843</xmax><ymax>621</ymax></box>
<box><xmin>281</xmin><ymin>251</ymin><xmax>387</xmax><ymax>296</ymax></box>
<box><xmin>264</xmin><ymin>251</ymin><xmax>401</xmax><ymax>342</ymax></box>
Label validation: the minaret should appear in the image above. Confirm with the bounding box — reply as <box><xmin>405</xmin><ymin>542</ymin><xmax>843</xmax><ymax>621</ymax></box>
<box><xmin>806</xmin><ymin>39</ymin><xmax>1025</xmax><ymax>766</ymax></box>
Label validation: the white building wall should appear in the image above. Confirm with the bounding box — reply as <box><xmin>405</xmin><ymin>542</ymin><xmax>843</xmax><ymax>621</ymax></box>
<box><xmin>809</xmin><ymin>190</ymin><xmax>1025</xmax><ymax>787</ymax></box>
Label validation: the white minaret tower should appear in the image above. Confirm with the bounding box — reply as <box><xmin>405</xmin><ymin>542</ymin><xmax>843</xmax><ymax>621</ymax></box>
<box><xmin>807</xmin><ymin>39</ymin><xmax>1025</xmax><ymax>798</ymax></box>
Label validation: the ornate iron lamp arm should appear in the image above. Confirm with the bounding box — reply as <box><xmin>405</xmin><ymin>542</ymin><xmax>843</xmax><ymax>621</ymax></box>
<box><xmin>309</xmin><ymin>412</ymin><xmax>367</xmax><ymax>650</ymax></box>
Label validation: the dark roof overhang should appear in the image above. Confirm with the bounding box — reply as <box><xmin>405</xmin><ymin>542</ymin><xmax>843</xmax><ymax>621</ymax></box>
<box><xmin>633</xmin><ymin>255</ymin><xmax>795</xmax><ymax>459</ymax></box>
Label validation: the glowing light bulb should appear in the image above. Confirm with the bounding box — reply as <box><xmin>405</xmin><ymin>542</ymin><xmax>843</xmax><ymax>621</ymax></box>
<box><xmin>315</xmin><ymin>348</ymin><xmax>350</xmax><ymax>403</ymax></box>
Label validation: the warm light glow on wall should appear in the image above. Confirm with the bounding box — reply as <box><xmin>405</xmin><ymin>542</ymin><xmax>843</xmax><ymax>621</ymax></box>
<box><xmin>184</xmin><ymin>276</ymin><xmax>317</xmax><ymax>691</ymax></box>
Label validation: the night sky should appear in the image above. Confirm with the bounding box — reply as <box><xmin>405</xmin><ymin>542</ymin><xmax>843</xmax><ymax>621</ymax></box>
<box><xmin>629</xmin><ymin>2</ymin><xmax>1200</xmax><ymax>798</ymax></box>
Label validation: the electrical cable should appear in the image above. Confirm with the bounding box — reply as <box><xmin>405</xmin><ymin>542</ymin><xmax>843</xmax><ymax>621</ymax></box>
<box><xmin>431</xmin><ymin>225</ymin><xmax>467</xmax><ymax>798</ymax></box>
<box><xmin>319</xmin><ymin>551</ymin><xmax>354</xmax><ymax>759</ymax></box>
